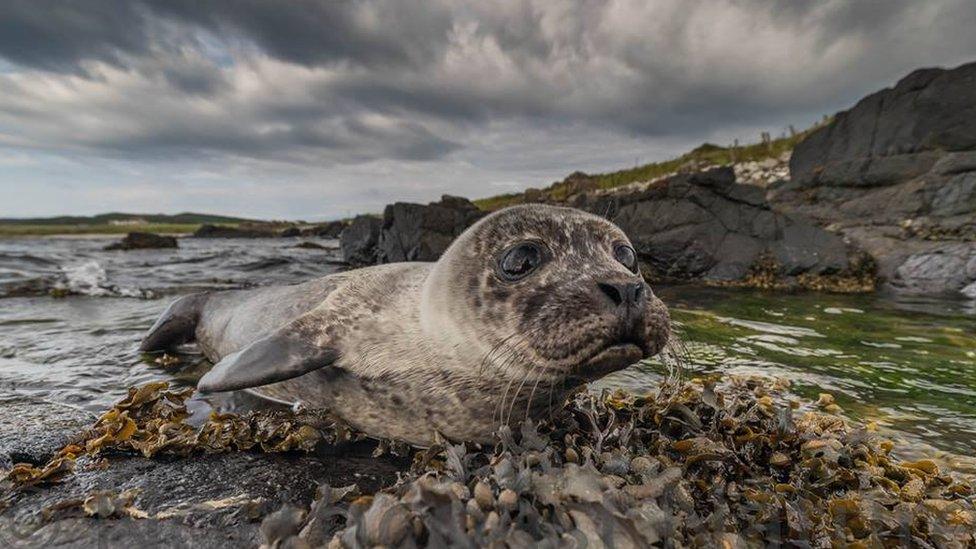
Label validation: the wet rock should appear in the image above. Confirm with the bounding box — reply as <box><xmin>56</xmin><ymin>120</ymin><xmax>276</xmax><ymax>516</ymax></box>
<box><xmin>339</xmin><ymin>215</ymin><xmax>382</xmax><ymax>266</ymax></box>
<box><xmin>104</xmin><ymin>232</ymin><xmax>178</xmax><ymax>251</ymax></box>
<box><xmin>1</xmin><ymin>451</ymin><xmax>400</xmax><ymax>548</ymax></box>
<box><xmin>278</xmin><ymin>227</ymin><xmax>301</xmax><ymax>238</ymax></box>
<box><xmin>376</xmin><ymin>195</ymin><xmax>484</xmax><ymax>263</ymax></box>
<box><xmin>573</xmin><ymin>167</ymin><xmax>853</xmax><ymax>283</ymax></box>
<box><xmin>0</xmin><ymin>395</ymin><xmax>94</xmax><ymax>469</ymax></box>
<box><xmin>890</xmin><ymin>243</ymin><xmax>976</xmax><ymax>294</ymax></box>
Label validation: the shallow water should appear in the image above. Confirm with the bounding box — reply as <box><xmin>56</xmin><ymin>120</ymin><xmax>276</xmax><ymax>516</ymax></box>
<box><xmin>1</xmin><ymin>236</ymin><xmax>974</xmax><ymax>457</ymax></box>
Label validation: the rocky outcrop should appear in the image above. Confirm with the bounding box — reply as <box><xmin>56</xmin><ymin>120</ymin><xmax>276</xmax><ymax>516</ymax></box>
<box><xmin>302</xmin><ymin>220</ymin><xmax>347</xmax><ymax>239</ymax></box>
<box><xmin>790</xmin><ymin>62</ymin><xmax>976</xmax><ymax>188</ymax></box>
<box><xmin>571</xmin><ymin>168</ymin><xmax>857</xmax><ymax>284</ymax></box>
<box><xmin>771</xmin><ymin>61</ymin><xmax>976</xmax><ymax>295</ymax></box>
<box><xmin>104</xmin><ymin>232</ymin><xmax>178</xmax><ymax>251</ymax></box>
<box><xmin>375</xmin><ymin>195</ymin><xmax>484</xmax><ymax>263</ymax></box>
<box><xmin>340</xmin><ymin>215</ymin><xmax>382</xmax><ymax>266</ymax></box>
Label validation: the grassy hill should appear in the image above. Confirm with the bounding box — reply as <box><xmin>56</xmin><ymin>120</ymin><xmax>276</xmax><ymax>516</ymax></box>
<box><xmin>474</xmin><ymin>124</ymin><xmax>819</xmax><ymax>211</ymax></box>
<box><xmin>0</xmin><ymin>212</ymin><xmax>262</xmax><ymax>236</ymax></box>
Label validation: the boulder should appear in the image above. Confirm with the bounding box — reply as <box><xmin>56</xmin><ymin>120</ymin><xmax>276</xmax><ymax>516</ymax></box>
<box><xmin>790</xmin><ymin>61</ymin><xmax>976</xmax><ymax>188</ymax></box>
<box><xmin>340</xmin><ymin>215</ymin><xmax>382</xmax><ymax>266</ymax></box>
<box><xmin>104</xmin><ymin>232</ymin><xmax>178</xmax><ymax>251</ymax></box>
<box><xmin>573</xmin><ymin>167</ymin><xmax>852</xmax><ymax>282</ymax></box>
<box><xmin>278</xmin><ymin>226</ymin><xmax>301</xmax><ymax>238</ymax></box>
<box><xmin>376</xmin><ymin>195</ymin><xmax>484</xmax><ymax>263</ymax></box>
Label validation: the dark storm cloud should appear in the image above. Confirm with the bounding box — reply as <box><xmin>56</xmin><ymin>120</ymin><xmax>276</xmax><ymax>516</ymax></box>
<box><xmin>0</xmin><ymin>0</ymin><xmax>974</xmax><ymax>165</ymax></box>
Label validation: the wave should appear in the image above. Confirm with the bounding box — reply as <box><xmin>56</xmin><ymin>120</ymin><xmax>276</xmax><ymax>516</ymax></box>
<box><xmin>57</xmin><ymin>261</ymin><xmax>153</xmax><ymax>298</ymax></box>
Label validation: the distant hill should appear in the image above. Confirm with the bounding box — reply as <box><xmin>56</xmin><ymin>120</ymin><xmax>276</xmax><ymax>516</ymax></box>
<box><xmin>0</xmin><ymin>212</ymin><xmax>260</xmax><ymax>226</ymax></box>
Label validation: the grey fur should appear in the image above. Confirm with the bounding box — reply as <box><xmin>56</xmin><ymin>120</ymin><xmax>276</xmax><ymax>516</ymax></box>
<box><xmin>141</xmin><ymin>205</ymin><xmax>670</xmax><ymax>446</ymax></box>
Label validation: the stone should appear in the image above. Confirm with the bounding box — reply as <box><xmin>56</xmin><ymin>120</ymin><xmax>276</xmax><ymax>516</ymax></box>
<box><xmin>573</xmin><ymin>167</ymin><xmax>853</xmax><ymax>282</ymax></box>
<box><xmin>791</xmin><ymin>61</ymin><xmax>976</xmax><ymax>188</ymax></box>
<box><xmin>104</xmin><ymin>232</ymin><xmax>178</xmax><ymax>251</ymax></box>
<box><xmin>279</xmin><ymin>227</ymin><xmax>301</xmax><ymax>238</ymax></box>
<box><xmin>376</xmin><ymin>195</ymin><xmax>484</xmax><ymax>263</ymax></box>
<box><xmin>0</xmin><ymin>394</ymin><xmax>95</xmax><ymax>469</ymax></box>
<box><xmin>339</xmin><ymin>215</ymin><xmax>381</xmax><ymax>266</ymax></box>
<box><xmin>302</xmin><ymin>221</ymin><xmax>346</xmax><ymax>239</ymax></box>
<box><xmin>771</xmin><ymin>61</ymin><xmax>976</xmax><ymax>296</ymax></box>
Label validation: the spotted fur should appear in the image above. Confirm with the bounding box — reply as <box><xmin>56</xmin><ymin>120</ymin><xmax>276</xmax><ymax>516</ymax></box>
<box><xmin>179</xmin><ymin>204</ymin><xmax>670</xmax><ymax>446</ymax></box>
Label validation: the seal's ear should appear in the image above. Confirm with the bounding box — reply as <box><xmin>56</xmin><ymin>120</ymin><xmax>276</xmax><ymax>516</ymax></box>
<box><xmin>197</xmin><ymin>329</ymin><xmax>338</xmax><ymax>393</ymax></box>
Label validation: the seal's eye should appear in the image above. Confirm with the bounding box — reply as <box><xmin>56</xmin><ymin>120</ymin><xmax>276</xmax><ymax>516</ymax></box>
<box><xmin>498</xmin><ymin>242</ymin><xmax>545</xmax><ymax>281</ymax></box>
<box><xmin>613</xmin><ymin>244</ymin><xmax>638</xmax><ymax>273</ymax></box>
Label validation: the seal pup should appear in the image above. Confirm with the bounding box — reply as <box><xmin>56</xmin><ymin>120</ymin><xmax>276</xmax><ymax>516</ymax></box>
<box><xmin>140</xmin><ymin>204</ymin><xmax>670</xmax><ymax>446</ymax></box>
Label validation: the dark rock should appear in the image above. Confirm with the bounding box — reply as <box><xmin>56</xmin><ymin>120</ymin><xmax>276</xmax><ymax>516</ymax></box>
<box><xmin>772</xmin><ymin>61</ymin><xmax>976</xmax><ymax>295</ymax></box>
<box><xmin>292</xmin><ymin>241</ymin><xmax>328</xmax><ymax>250</ymax></box>
<box><xmin>104</xmin><ymin>232</ymin><xmax>177</xmax><ymax>251</ymax></box>
<box><xmin>302</xmin><ymin>221</ymin><xmax>346</xmax><ymax>239</ymax></box>
<box><xmin>0</xmin><ymin>395</ymin><xmax>95</xmax><ymax>469</ymax></box>
<box><xmin>192</xmin><ymin>224</ymin><xmax>276</xmax><ymax>238</ymax></box>
<box><xmin>376</xmin><ymin>195</ymin><xmax>485</xmax><ymax>263</ymax></box>
<box><xmin>340</xmin><ymin>215</ymin><xmax>382</xmax><ymax>266</ymax></box>
<box><xmin>575</xmin><ymin>167</ymin><xmax>852</xmax><ymax>282</ymax></box>
<box><xmin>791</xmin><ymin>61</ymin><xmax>976</xmax><ymax>188</ymax></box>
<box><xmin>1</xmin><ymin>450</ymin><xmax>403</xmax><ymax>548</ymax></box>
<box><xmin>278</xmin><ymin>227</ymin><xmax>301</xmax><ymax>238</ymax></box>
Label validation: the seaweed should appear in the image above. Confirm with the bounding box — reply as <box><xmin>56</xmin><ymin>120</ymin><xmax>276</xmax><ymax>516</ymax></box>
<box><xmin>271</xmin><ymin>376</ymin><xmax>975</xmax><ymax>547</ymax></box>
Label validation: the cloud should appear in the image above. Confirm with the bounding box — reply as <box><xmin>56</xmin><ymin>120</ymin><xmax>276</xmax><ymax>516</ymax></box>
<box><xmin>0</xmin><ymin>1</ymin><xmax>974</xmax><ymax>217</ymax></box>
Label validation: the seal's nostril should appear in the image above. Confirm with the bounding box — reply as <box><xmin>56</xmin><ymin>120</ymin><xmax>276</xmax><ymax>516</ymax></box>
<box><xmin>598</xmin><ymin>282</ymin><xmax>624</xmax><ymax>306</ymax></box>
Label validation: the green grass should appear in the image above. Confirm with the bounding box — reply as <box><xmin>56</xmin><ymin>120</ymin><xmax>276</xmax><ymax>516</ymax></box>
<box><xmin>0</xmin><ymin>223</ymin><xmax>207</xmax><ymax>236</ymax></box>
<box><xmin>473</xmin><ymin>125</ymin><xmax>822</xmax><ymax>211</ymax></box>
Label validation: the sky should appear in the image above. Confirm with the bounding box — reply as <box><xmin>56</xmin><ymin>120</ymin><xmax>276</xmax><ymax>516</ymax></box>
<box><xmin>1</xmin><ymin>1</ymin><xmax>974</xmax><ymax>221</ymax></box>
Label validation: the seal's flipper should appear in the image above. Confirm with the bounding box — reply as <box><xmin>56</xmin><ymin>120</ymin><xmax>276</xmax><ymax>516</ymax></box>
<box><xmin>197</xmin><ymin>330</ymin><xmax>338</xmax><ymax>393</ymax></box>
<box><xmin>139</xmin><ymin>293</ymin><xmax>208</xmax><ymax>352</ymax></box>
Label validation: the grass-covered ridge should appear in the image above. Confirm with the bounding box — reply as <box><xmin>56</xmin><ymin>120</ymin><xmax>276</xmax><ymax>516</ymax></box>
<box><xmin>474</xmin><ymin>125</ymin><xmax>819</xmax><ymax>211</ymax></box>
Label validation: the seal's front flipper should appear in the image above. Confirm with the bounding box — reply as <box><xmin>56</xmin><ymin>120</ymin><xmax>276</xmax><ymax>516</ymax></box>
<box><xmin>139</xmin><ymin>293</ymin><xmax>208</xmax><ymax>352</ymax></box>
<box><xmin>197</xmin><ymin>329</ymin><xmax>338</xmax><ymax>393</ymax></box>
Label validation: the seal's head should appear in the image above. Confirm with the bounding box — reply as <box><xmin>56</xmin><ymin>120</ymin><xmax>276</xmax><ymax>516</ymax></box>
<box><xmin>423</xmin><ymin>204</ymin><xmax>670</xmax><ymax>385</ymax></box>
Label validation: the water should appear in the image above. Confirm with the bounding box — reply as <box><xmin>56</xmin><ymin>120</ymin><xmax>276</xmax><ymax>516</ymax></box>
<box><xmin>1</xmin><ymin>236</ymin><xmax>974</xmax><ymax>460</ymax></box>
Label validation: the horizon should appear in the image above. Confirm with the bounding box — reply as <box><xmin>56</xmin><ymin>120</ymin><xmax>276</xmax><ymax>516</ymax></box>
<box><xmin>1</xmin><ymin>1</ymin><xmax>975</xmax><ymax>220</ymax></box>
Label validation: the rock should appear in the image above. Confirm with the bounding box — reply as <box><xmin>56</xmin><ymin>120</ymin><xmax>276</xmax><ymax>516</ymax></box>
<box><xmin>339</xmin><ymin>215</ymin><xmax>382</xmax><ymax>266</ymax></box>
<box><xmin>292</xmin><ymin>241</ymin><xmax>328</xmax><ymax>250</ymax></box>
<box><xmin>279</xmin><ymin>227</ymin><xmax>301</xmax><ymax>238</ymax></box>
<box><xmin>889</xmin><ymin>243</ymin><xmax>976</xmax><ymax>294</ymax></box>
<box><xmin>104</xmin><ymin>232</ymin><xmax>178</xmax><ymax>251</ymax></box>
<box><xmin>376</xmin><ymin>195</ymin><xmax>484</xmax><ymax>263</ymax></box>
<box><xmin>791</xmin><ymin>61</ymin><xmax>976</xmax><ymax>188</ymax></box>
<box><xmin>302</xmin><ymin>221</ymin><xmax>346</xmax><ymax>239</ymax></box>
<box><xmin>1</xmin><ymin>450</ymin><xmax>402</xmax><ymax>548</ymax></box>
<box><xmin>193</xmin><ymin>224</ymin><xmax>277</xmax><ymax>238</ymax></box>
<box><xmin>573</xmin><ymin>167</ymin><xmax>852</xmax><ymax>282</ymax></box>
<box><xmin>771</xmin><ymin>61</ymin><xmax>976</xmax><ymax>295</ymax></box>
<box><xmin>0</xmin><ymin>394</ymin><xmax>95</xmax><ymax>469</ymax></box>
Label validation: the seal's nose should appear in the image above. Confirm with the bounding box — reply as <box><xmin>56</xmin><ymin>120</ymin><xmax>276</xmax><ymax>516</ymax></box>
<box><xmin>597</xmin><ymin>280</ymin><xmax>644</xmax><ymax>309</ymax></box>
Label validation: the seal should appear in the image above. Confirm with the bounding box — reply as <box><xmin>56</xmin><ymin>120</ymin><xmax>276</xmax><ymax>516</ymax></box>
<box><xmin>140</xmin><ymin>204</ymin><xmax>670</xmax><ymax>446</ymax></box>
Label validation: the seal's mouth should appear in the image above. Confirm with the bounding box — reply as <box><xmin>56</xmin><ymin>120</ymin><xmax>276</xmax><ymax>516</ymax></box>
<box><xmin>580</xmin><ymin>341</ymin><xmax>644</xmax><ymax>378</ymax></box>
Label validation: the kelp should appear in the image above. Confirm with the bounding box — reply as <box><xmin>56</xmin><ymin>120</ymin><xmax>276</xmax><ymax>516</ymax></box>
<box><xmin>2</xmin><ymin>382</ymin><xmax>337</xmax><ymax>493</ymax></box>
<box><xmin>270</xmin><ymin>376</ymin><xmax>975</xmax><ymax>548</ymax></box>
